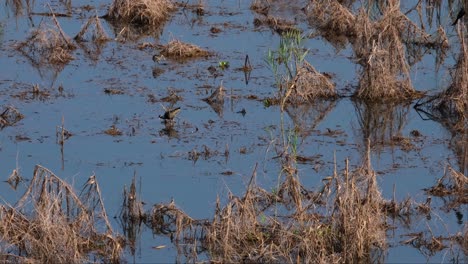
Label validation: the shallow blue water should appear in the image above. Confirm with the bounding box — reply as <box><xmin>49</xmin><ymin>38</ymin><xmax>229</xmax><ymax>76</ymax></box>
<box><xmin>0</xmin><ymin>0</ymin><xmax>466</xmax><ymax>263</ymax></box>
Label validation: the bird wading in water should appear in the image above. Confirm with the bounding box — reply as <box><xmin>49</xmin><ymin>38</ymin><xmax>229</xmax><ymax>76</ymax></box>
<box><xmin>159</xmin><ymin>107</ymin><xmax>181</xmax><ymax>121</ymax></box>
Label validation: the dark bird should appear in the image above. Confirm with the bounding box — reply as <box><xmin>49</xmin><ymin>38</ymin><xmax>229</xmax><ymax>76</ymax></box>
<box><xmin>452</xmin><ymin>8</ymin><xmax>465</xmax><ymax>26</ymax></box>
<box><xmin>159</xmin><ymin>107</ymin><xmax>181</xmax><ymax>121</ymax></box>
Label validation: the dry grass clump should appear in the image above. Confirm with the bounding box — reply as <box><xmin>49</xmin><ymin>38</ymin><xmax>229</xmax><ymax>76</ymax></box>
<box><xmin>304</xmin><ymin>0</ymin><xmax>356</xmax><ymax>39</ymax></box>
<box><xmin>16</xmin><ymin>19</ymin><xmax>76</xmax><ymax>65</ymax></box>
<box><xmin>203</xmin><ymin>158</ymin><xmax>387</xmax><ymax>263</ymax></box>
<box><xmin>0</xmin><ymin>165</ymin><xmax>123</xmax><ymax>263</ymax></box>
<box><xmin>159</xmin><ymin>39</ymin><xmax>212</xmax><ymax>59</ymax></box>
<box><xmin>147</xmin><ymin>153</ymin><xmax>387</xmax><ymax>263</ymax></box>
<box><xmin>107</xmin><ymin>0</ymin><xmax>175</xmax><ymax>27</ymax></box>
<box><xmin>352</xmin><ymin>3</ymin><xmax>418</xmax><ymax>100</ymax></box>
<box><xmin>284</xmin><ymin>61</ymin><xmax>337</xmax><ymax>104</ymax></box>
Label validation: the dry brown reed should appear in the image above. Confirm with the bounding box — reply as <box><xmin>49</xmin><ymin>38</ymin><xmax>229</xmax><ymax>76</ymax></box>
<box><xmin>352</xmin><ymin>3</ymin><xmax>417</xmax><ymax>100</ymax></box>
<box><xmin>107</xmin><ymin>0</ymin><xmax>175</xmax><ymax>27</ymax></box>
<box><xmin>305</xmin><ymin>0</ymin><xmax>449</xmax><ymax>100</ymax></box>
<box><xmin>16</xmin><ymin>18</ymin><xmax>75</xmax><ymax>65</ymax></box>
<box><xmin>0</xmin><ymin>165</ymin><xmax>122</xmax><ymax>263</ymax></box>
<box><xmin>284</xmin><ymin>60</ymin><xmax>337</xmax><ymax>104</ymax></box>
<box><xmin>424</xmin><ymin>165</ymin><xmax>468</xmax><ymax>208</ymax></box>
<box><xmin>159</xmin><ymin>39</ymin><xmax>212</xmax><ymax>59</ymax></box>
<box><xmin>147</xmin><ymin>150</ymin><xmax>387</xmax><ymax>263</ymax></box>
<box><xmin>74</xmin><ymin>15</ymin><xmax>110</xmax><ymax>43</ymax></box>
<box><xmin>304</xmin><ymin>0</ymin><xmax>356</xmax><ymax>39</ymax></box>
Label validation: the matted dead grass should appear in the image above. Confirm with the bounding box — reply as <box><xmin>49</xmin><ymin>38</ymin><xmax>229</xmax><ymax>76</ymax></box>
<box><xmin>304</xmin><ymin>0</ymin><xmax>356</xmax><ymax>39</ymax></box>
<box><xmin>158</xmin><ymin>39</ymin><xmax>212</xmax><ymax>59</ymax></box>
<box><xmin>0</xmin><ymin>165</ymin><xmax>123</xmax><ymax>263</ymax></box>
<box><xmin>107</xmin><ymin>0</ymin><xmax>176</xmax><ymax>27</ymax></box>
<box><xmin>284</xmin><ymin>60</ymin><xmax>337</xmax><ymax>104</ymax></box>
<box><xmin>352</xmin><ymin>4</ymin><xmax>417</xmax><ymax>100</ymax></box>
<box><xmin>16</xmin><ymin>18</ymin><xmax>76</xmax><ymax>65</ymax></box>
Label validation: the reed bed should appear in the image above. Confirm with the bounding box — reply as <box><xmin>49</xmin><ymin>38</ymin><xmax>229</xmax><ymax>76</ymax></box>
<box><xmin>0</xmin><ymin>165</ymin><xmax>123</xmax><ymax>263</ymax></box>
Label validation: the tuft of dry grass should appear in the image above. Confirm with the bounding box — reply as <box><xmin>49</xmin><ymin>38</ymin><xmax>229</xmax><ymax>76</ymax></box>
<box><xmin>16</xmin><ymin>18</ymin><xmax>76</xmax><ymax>65</ymax></box>
<box><xmin>352</xmin><ymin>3</ymin><xmax>417</xmax><ymax>100</ymax></box>
<box><xmin>304</xmin><ymin>0</ymin><xmax>356</xmax><ymax>39</ymax></box>
<box><xmin>0</xmin><ymin>165</ymin><xmax>123</xmax><ymax>263</ymax></box>
<box><xmin>284</xmin><ymin>60</ymin><xmax>337</xmax><ymax>104</ymax></box>
<box><xmin>107</xmin><ymin>0</ymin><xmax>176</xmax><ymax>27</ymax></box>
<box><xmin>158</xmin><ymin>39</ymin><xmax>212</xmax><ymax>59</ymax></box>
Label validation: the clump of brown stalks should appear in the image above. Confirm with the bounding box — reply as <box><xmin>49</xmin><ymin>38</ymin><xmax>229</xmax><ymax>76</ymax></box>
<box><xmin>16</xmin><ymin>17</ymin><xmax>76</xmax><ymax>65</ymax></box>
<box><xmin>158</xmin><ymin>39</ymin><xmax>212</xmax><ymax>59</ymax></box>
<box><xmin>285</xmin><ymin>60</ymin><xmax>337</xmax><ymax>104</ymax></box>
<box><xmin>304</xmin><ymin>0</ymin><xmax>449</xmax><ymax>100</ymax></box>
<box><xmin>352</xmin><ymin>3</ymin><xmax>416</xmax><ymax>100</ymax></box>
<box><xmin>0</xmin><ymin>165</ymin><xmax>123</xmax><ymax>263</ymax></box>
<box><xmin>107</xmin><ymin>0</ymin><xmax>175</xmax><ymax>27</ymax></box>
<box><xmin>141</xmin><ymin>154</ymin><xmax>387</xmax><ymax>263</ymax></box>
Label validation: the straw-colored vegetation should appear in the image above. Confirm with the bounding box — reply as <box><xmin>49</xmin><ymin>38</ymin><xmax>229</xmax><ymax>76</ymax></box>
<box><xmin>0</xmin><ymin>165</ymin><xmax>123</xmax><ymax>263</ymax></box>
<box><xmin>303</xmin><ymin>0</ymin><xmax>449</xmax><ymax>100</ymax></box>
<box><xmin>139</xmin><ymin>156</ymin><xmax>387</xmax><ymax>263</ymax></box>
<box><xmin>107</xmin><ymin>0</ymin><xmax>175</xmax><ymax>26</ymax></box>
<box><xmin>16</xmin><ymin>19</ymin><xmax>75</xmax><ymax>65</ymax></box>
<box><xmin>158</xmin><ymin>39</ymin><xmax>212</xmax><ymax>59</ymax></box>
<box><xmin>74</xmin><ymin>15</ymin><xmax>110</xmax><ymax>43</ymax></box>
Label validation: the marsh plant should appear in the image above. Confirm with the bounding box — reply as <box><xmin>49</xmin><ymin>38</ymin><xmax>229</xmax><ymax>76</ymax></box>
<box><xmin>266</xmin><ymin>30</ymin><xmax>308</xmax><ymax>90</ymax></box>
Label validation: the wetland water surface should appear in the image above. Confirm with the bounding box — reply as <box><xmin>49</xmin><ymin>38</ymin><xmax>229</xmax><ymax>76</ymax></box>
<box><xmin>0</xmin><ymin>0</ymin><xmax>466</xmax><ymax>263</ymax></box>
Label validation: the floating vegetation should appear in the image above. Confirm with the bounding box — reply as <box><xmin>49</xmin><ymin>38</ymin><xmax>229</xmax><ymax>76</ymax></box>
<box><xmin>107</xmin><ymin>0</ymin><xmax>175</xmax><ymax>27</ymax></box>
<box><xmin>0</xmin><ymin>165</ymin><xmax>123</xmax><ymax>263</ymax></box>
<box><xmin>104</xmin><ymin>125</ymin><xmax>123</xmax><ymax>136</ymax></box>
<box><xmin>158</xmin><ymin>39</ymin><xmax>212</xmax><ymax>60</ymax></box>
